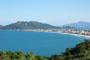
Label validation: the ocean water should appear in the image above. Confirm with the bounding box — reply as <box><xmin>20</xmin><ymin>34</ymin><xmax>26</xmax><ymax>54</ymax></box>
<box><xmin>0</xmin><ymin>30</ymin><xmax>84</xmax><ymax>56</ymax></box>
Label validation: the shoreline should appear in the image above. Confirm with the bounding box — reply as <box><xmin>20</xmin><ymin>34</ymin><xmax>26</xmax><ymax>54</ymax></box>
<box><xmin>37</xmin><ymin>31</ymin><xmax>90</xmax><ymax>39</ymax></box>
<box><xmin>59</xmin><ymin>32</ymin><xmax>90</xmax><ymax>39</ymax></box>
<box><xmin>44</xmin><ymin>31</ymin><xmax>90</xmax><ymax>39</ymax></box>
<box><xmin>1</xmin><ymin>29</ymin><xmax>90</xmax><ymax>39</ymax></box>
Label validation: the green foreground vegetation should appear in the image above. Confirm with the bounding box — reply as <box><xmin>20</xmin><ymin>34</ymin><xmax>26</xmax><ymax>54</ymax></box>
<box><xmin>0</xmin><ymin>40</ymin><xmax>90</xmax><ymax>60</ymax></box>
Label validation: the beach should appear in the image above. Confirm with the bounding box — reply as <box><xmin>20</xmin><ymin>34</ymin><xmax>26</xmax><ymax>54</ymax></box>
<box><xmin>59</xmin><ymin>32</ymin><xmax>90</xmax><ymax>39</ymax></box>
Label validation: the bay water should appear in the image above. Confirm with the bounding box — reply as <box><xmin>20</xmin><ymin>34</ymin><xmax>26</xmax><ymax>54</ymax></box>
<box><xmin>0</xmin><ymin>30</ymin><xmax>84</xmax><ymax>56</ymax></box>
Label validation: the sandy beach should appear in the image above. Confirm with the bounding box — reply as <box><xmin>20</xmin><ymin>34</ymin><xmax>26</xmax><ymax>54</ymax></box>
<box><xmin>59</xmin><ymin>32</ymin><xmax>90</xmax><ymax>39</ymax></box>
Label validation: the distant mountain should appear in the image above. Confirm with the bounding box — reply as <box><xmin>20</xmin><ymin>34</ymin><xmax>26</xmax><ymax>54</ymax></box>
<box><xmin>61</xmin><ymin>21</ymin><xmax>90</xmax><ymax>30</ymax></box>
<box><xmin>2</xmin><ymin>21</ymin><xmax>59</xmax><ymax>30</ymax></box>
<box><xmin>0</xmin><ymin>25</ymin><xmax>3</xmax><ymax>29</ymax></box>
<box><xmin>1</xmin><ymin>21</ymin><xmax>90</xmax><ymax>30</ymax></box>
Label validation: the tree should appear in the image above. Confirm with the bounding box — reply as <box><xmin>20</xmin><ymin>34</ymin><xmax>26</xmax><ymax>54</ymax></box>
<box><xmin>15</xmin><ymin>51</ymin><xmax>26</xmax><ymax>60</ymax></box>
<box><xmin>27</xmin><ymin>52</ymin><xmax>36</xmax><ymax>60</ymax></box>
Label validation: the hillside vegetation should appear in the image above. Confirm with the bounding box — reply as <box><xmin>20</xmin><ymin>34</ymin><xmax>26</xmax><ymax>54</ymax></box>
<box><xmin>0</xmin><ymin>21</ymin><xmax>59</xmax><ymax>30</ymax></box>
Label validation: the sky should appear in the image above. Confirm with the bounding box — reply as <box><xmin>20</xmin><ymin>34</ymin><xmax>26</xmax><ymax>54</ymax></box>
<box><xmin>0</xmin><ymin>0</ymin><xmax>90</xmax><ymax>26</ymax></box>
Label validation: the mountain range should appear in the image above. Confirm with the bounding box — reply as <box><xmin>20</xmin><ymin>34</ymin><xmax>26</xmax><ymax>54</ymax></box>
<box><xmin>0</xmin><ymin>21</ymin><xmax>90</xmax><ymax>30</ymax></box>
<box><xmin>62</xmin><ymin>21</ymin><xmax>90</xmax><ymax>30</ymax></box>
<box><xmin>0</xmin><ymin>21</ymin><xmax>59</xmax><ymax>30</ymax></box>
<box><xmin>0</xmin><ymin>25</ymin><xmax>3</xmax><ymax>29</ymax></box>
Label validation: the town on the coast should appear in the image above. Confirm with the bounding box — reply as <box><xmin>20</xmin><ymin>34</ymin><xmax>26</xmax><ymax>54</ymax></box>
<box><xmin>22</xmin><ymin>29</ymin><xmax>90</xmax><ymax>36</ymax></box>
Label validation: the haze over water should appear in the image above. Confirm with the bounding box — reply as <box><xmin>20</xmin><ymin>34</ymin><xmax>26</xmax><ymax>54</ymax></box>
<box><xmin>0</xmin><ymin>30</ymin><xmax>84</xmax><ymax>56</ymax></box>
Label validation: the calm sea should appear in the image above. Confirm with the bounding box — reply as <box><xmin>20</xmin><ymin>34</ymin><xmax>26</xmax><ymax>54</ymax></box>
<box><xmin>0</xmin><ymin>30</ymin><xmax>84</xmax><ymax>56</ymax></box>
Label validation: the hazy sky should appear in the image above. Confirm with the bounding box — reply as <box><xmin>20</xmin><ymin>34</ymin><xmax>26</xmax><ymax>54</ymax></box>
<box><xmin>0</xmin><ymin>0</ymin><xmax>90</xmax><ymax>26</ymax></box>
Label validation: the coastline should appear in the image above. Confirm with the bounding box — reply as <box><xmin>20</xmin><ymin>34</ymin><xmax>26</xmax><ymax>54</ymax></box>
<box><xmin>45</xmin><ymin>31</ymin><xmax>90</xmax><ymax>39</ymax></box>
<box><xmin>37</xmin><ymin>31</ymin><xmax>90</xmax><ymax>39</ymax></box>
<box><xmin>59</xmin><ymin>32</ymin><xmax>90</xmax><ymax>39</ymax></box>
<box><xmin>1</xmin><ymin>29</ymin><xmax>90</xmax><ymax>39</ymax></box>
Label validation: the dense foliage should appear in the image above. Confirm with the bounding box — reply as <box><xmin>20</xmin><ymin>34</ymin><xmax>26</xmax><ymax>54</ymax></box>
<box><xmin>64</xmin><ymin>40</ymin><xmax>90</xmax><ymax>60</ymax></box>
<box><xmin>0</xmin><ymin>40</ymin><xmax>90</xmax><ymax>60</ymax></box>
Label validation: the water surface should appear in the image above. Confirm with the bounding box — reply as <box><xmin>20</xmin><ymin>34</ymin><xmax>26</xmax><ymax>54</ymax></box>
<box><xmin>0</xmin><ymin>30</ymin><xmax>84</xmax><ymax>56</ymax></box>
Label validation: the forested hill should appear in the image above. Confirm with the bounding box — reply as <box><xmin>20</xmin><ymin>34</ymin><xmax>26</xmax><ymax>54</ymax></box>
<box><xmin>49</xmin><ymin>40</ymin><xmax>90</xmax><ymax>60</ymax></box>
<box><xmin>61</xmin><ymin>40</ymin><xmax>90</xmax><ymax>60</ymax></box>
<box><xmin>0</xmin><ymin>21</ymin><xmax>59</xmax><ymax>30</ymax></box>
